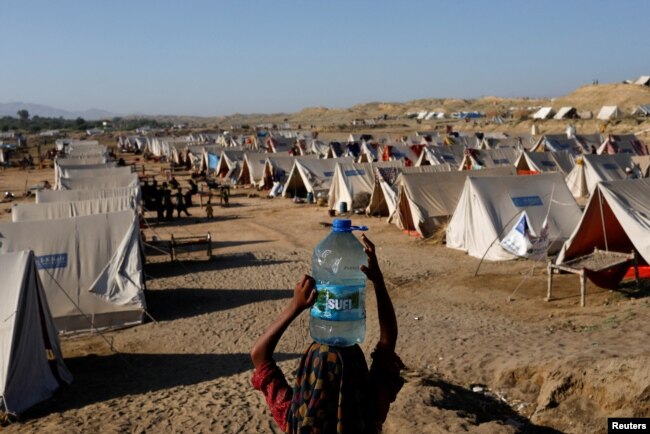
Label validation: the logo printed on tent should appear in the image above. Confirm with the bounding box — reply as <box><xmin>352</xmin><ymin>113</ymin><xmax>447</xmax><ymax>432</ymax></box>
<box><xmin>511</xmin><ymin>196</ymin><xmax>543</xmax><ymax>207</ymax></box>
<box><xmin>602</xmin><ymin>163</ymin><xmax>619</xmax><ymax>170</ymax></box>
<box><xmin>344</xmin><ymin>169</ymin><xmax>365</xmax><ymax>177</ymax></box>
<box><xmin>541</xmin><ymin>161</ymin><xmax>557</xmax><ymax>167</ymax></box>
<box><xmin>35</xmin><ymin>253</ymin><xmax>68</xmax><ymax>270</ymax></box>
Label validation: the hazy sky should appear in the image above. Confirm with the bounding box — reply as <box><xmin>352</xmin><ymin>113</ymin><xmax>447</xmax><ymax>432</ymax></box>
<box><xmin>2</xmin><ymin>0</ymin><xmax>648</xmax><ymax>116</ymax></box>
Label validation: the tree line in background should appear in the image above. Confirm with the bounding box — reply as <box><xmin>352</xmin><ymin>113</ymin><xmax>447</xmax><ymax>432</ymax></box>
<box><xmin>1</xmin><ymin>110</ymin><xmax>172</xmax><ymax>134</ymax></box>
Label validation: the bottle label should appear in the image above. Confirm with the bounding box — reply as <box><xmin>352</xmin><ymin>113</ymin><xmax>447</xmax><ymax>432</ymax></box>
<box><xmin>310</xmin><ymin>284</ymin><xmax>366</xmax><ymax>321</ymax></box>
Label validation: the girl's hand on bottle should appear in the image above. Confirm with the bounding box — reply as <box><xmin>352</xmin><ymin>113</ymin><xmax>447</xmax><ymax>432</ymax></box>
<box><xmin>290</xmin><ymin>274</ymin><xmax>317</xmax><ymax>313</ymax></box>
<box><xmin>360</xmin><ymin>234</ymin><xmax>383</xmax><ymax>283</ymax></box>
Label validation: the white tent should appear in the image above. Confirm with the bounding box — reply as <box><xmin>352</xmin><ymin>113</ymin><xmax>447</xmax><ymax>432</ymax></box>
<box><xmin>553</xmin><ymin>107</ymin><xmax>577</xmax><ymax>120</ymax></box>
<box><xmin>597</xmin><ymin>106</ymin><xmax>620</xmax><ymax>120</ymax></box>
<box><xmin>416</xmin><ymin>145</ymin><xmax>465</xmax><ymax>168</ymax></box>
<box><xmin>236</xmin><ymin>152</ymin><xmax>269</xmax><ymax>187</ymax></box>
<box><xmin>565</xmin><ymin>154</ymin><xmax>633</xmax><ymax>198</ymax></box>
<box><xmin>0</xmin><ymin>250</ymin><xmax>73</xmax><ymax>415</ymax></box>
<box><xmin>530</xmin><ymin>134</ymin><xmax>591</xmax><ymax>155</ymax></box>
<box><xmin>515</xmin><ymin>151</ymin><xmax>574</xmax><ymax>175</ymax></box>
<box><xmin>446</xmin><ymin>173</ymin><xmax>582</xmax><ymax>261</ymax></box>
<box><xmin>12</xmin><ymin>196</ymin><xmax>135</xmax><ymax>222</ymax></box>
<box><xmin>632</xmin><ymin>104</ymin><xmax>650</xmax><ymax>117</ymax></box>
<box><xmin>391</xmin><ymin>167</ymin><xmax>515</xmax><ymax>238</ymax></box>
<box><xmin>59</xmin><ymin>172</ymin><xmax>140</xmax><ymax>191</ymax></box>
<box><xmin>366</xmin><ymin>164</ymin><xmax>453</xmax><ymax>218</ymax></box>
<box><xmin>357</xmin><ymin>141</ymin><xmax>381</xmax><ymax>163</ymax></box>
<box><xmin>262</xmin><ymin>155</ymin><xmax>317</xmax><ymax>186</ymax></box>
<box><xmin>479</xmin><ymin>136</ymin><xmax>529</xmax><ymax>151</ymax></box>
<box><xmin>0</xmin><ymin>210</ymin><xmax>146</xmax><ymax>333</ymax></box>
<box><xmin>214</xmin><ymin>149</ymin><xmax>245</xmax><ymax>181</ymax></box>
<box><xmin>532</xmin><ymin>107</ymin><xmax>554</xmax><ymax>119</ymax></box>
<box><xmin>634</xmin><ymin>75</ymin><xmax>650</xmax><ymax>86</ymax></box>
<box><xmin>380</xmin><ymin>144</ymin><xmax>420</xmax><ymax>166</ymax></box>
<box><xmin>459</xmin><ymin>148</ymin><xmax>520</xmax><ymax>170</ymax></box>
<box><xmin>59</xmin><ymin>166</ymin><xmax>133</xmax><ymax>187</ymax></box>
<box><xmin>309</xmin><ymin>140</ymin><xmax>331</xmax><ymax>158</ymax></box>
<box><xmin>282</xmin><ymin>157</ymin><xmax>354</xmax><ymax>199</ymax></box>
<box><xmin>36</xmin><ymin>187</ymin><xmax>140</xmax><ymax>205</ymax></box>
<box><xmin>557</xmin><ymin>178</ymin><xmax>650</xmax><ymax>266</ymax></box>
<box><xmin>54</xmin><ymin>161</ymin><xmax>117</xmax><ymax>189</ymax></box>
<box><xmin>328</xmin><ymin>161</ymin><xmax>402</xmax><ymax>212</ymax></box>
<box><xmin>597</xmin><ymin>134</ymin><xmax>649</xmax><ymax>156</ymax></box>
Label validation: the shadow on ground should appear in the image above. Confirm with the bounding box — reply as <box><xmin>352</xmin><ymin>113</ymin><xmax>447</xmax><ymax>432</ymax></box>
<box><xmin>423</xmin><ymin>377</ymin><xmax>564</xmax><ymax>434</ymax></box>
<box><xmin>22</xmin><ymin>352</ymin><xmax>301</xmax><ymax>420</ymax></box>
<box><xmin>145</xmin><ymin>253</ymin><xmax>294</xmax><ymax>278</ymax></box>
<box><xmin>146</xmin><ymin>287</ymin><xmax>293</xmax><ymax>321</ymax></box>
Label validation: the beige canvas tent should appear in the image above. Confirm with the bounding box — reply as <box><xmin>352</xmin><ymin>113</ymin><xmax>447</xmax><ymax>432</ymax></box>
<box><xmin>597</xmin><ymin>134</ymin><xmax>648</xmax><ymax>156</ymax></box>
<box><xmin>366</xmin><ymin>164</ymin><xmax>453</xmax><ymax>219</ymax></box>
<box><xmin>416</xmin><ymin>144</ymin><xmax>465</xmax><ymax>168</ymax></box>
<box><xmin>515</xmin><ymin>151</ymin><xmax>574</xmax><ymax>175</ymax></box>
<box><xmin>458</xmin><ymin>149</ymin><xmax>520</xmax><ymax>171</ymax></box>
<box><xmin>597</xmin><ymin>106</ymin><xmax>620</xmax><ymax>120</ymax></box>
<box><xmin>446</xmin><ymin>173</ymin><xmax>582</xmax><ymax>261</ymax></box>
<box><xmin>391</xmin><ymin>167</ymin><xmax>515</xmax><ymax>238</ymax></box>
<box><xmin>565</xmin><ymin>154</ymin><xmax>633</xmax><ymax>198</ymax></box>
<box><xmin>282</xmin><ymin>157</ymin><xmax>354</xmax><ymax>199</ymax></box>
<box><xmin>236</xmin><ymin>152</ymin><xmax>269</xmax><ymax>187</ymax></box>
<box><xmin>529</xmin><ymin>134</ymin><xmax>593</xmax><ymax>155</ymax></box>
<box><xmin>59</xmin><ymin>172</ymin><xmax>140</xmax><ymax>191</ymax></box>
<box><xmin>0</xmin><ymin>250</ymin><xmax>73</xmax><ymax>415</ymax></box>
<box><xmin>214</xmin><ymin>149</ymin><xmax>245</xmax><ymax>181</ymax></box>
<box><xmin>36</xmin><ymin>187</ymin><xmax>140</xmax><ymax>205</ymax></box>
<box><xmin>557</xmin><ymin>178</ymin><xmax>650</xmax><ymax>268</ymax></box>
<box><xmin>12</xmin><ymin>196</ymin><xmax>135</xmax><ymax>222</ymax></box>
<box><xmin>57</xmin><ymin>166</ymin><xmax>133</xmax><ymax>190</ymax></box>
<box><xmin>532</xmin><ymin>107</ymin><xmax>554</xmax><ymax>119</ymax></box>
<box><xmin>0</xmin><ymin>210</ymin><xmax>146</xmax><ymax>333</ymax></box>
<box><xmin>328</xmin><ymin>161</ymin><xmax>402</xmax><ymax>212</ymax></box>
<box><xmin>54</xmin><ymin>160</ymin><xmax>117</xmax><ymax>189</ymax></box>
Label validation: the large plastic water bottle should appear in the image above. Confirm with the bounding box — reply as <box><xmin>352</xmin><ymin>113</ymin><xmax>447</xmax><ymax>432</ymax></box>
<box><xmin>310</xmin><ymin>219</ymin><xmax>368</xmax><ymax>346</ymax></box>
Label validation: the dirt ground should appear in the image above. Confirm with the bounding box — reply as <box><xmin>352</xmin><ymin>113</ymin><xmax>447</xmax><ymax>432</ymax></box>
<box><xmin>1</xmin><ymin>162</ymin><xmax>648</xmax><ymax>434</ymax></box>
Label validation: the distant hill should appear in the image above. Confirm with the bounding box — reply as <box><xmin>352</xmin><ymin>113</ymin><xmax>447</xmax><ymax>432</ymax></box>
<box><xmin>4</xmin><ymin>80</ymin><xmax>650</xmax><ymax>127</ymax></box>
<box><xmin>552</xmin><ymin>83</ymin><xmax>650</xmax><ymax>113</ymax></box>
<box><xmin>0</xmin><ymin>102</ymin><xmax>118</xmax><ymax>120</ymax></box>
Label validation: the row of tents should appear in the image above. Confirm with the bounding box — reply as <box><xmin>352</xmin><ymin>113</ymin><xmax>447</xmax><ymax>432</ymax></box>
<box><xmin>117</xmin><ymin>130</ymin><xmax>648</xmax><ymax>172</ymax></box>
<box><xmin>532</xmin><ymin>105</ymin><xmax>650</xmax><ymax>120</ymax></box>
<box><xmin>1</xmin><ymin>141</ymin><xmax>146</xmax><ymax>415</ymax></box>
<box><xmin>200</xmin><ymin>144</ymin><xmax>650</xmax><ymax>270</ymax></box>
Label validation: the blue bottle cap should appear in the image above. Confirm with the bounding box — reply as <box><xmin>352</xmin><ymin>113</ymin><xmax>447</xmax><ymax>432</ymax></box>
<box><xmin>332</xmin><ymin>219</ymin><xmax>368</xmax><ymax>232</ymax></box>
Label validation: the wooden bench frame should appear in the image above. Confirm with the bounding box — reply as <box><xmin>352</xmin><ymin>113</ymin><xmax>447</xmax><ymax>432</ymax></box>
<box><xmin>547</xmin><ymin>248</ymin><xmax>639</xmax><ymax>307</ymax></box>
<box><xmin>170</xmin><ymin>232</ymin><xmax>213</xmax><ymax>261</ymax></box>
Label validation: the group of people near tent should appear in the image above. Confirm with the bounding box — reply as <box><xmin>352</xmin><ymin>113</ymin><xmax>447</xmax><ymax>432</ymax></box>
<box><xmin>141</xmin><ymin>177</ymin><xmax>197</xmax><ymax>220</ymax></box>
<box><xmin>1</xmin><ymin>141</ymin><xmax>147</xmax><ymax>417</ymax></box>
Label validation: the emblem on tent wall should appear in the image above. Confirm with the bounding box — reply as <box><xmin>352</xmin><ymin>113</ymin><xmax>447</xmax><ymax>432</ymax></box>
<box><xmin>35</xmin><ymin>253</ymin><xmax>68</xmax><ymax>270</ymax></box>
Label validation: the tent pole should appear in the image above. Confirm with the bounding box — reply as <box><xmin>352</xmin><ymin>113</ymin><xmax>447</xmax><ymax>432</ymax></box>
<box><xmin>598</xmin><ymin>187</ymin><xmax>609</xmax><ymax>251</ymax></box>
